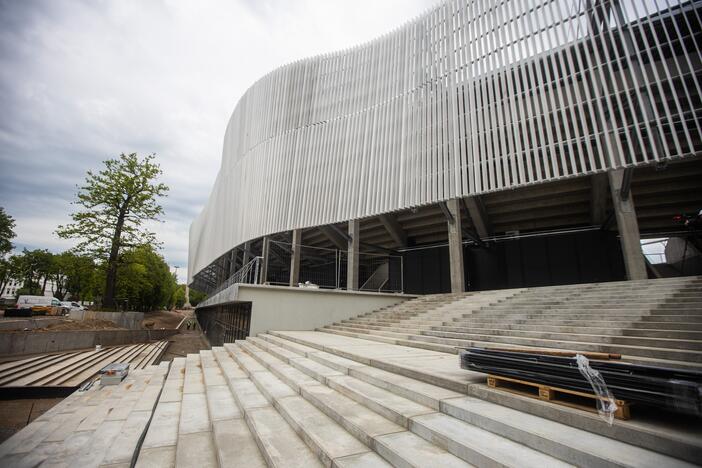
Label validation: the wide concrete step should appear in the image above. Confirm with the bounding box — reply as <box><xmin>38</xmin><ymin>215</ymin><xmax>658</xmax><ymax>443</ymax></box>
<box><xmin>228</xmin><ymin>341</ymin><xmax>475</xmax><ymax>466</ymax></box>
<box><xmin>271</xmin><ymin>330</ymin><xmax>702</xmax><ymax>465</ymax></box>
<box><xmin>252</xmin><ymin>334</ymin><xmax>694</xmax><ymax>468</ymax></box>
<box><xmin>239</xmin><ymin>337</ymin><xmax>573</xmax><ymax>467</ymax></box>
<box><xmin>431</xmin><ymin>324</ymin><xmax>702</xmax><ymax>340</ymax></box>
<box><xmin>324</xmin><ymin>324</ymin><xmax>702</xmax><ymax>362</ymax></box>
<box><xmin>419</xmin><ymin>328</ymin><xmax>702</xmax><ymax>351</ymax></box>
<box><xmin>344</xmin><ymin>320</ymin><xmax>702</xmax><ymax>343</ymax></box>
<box><xmin>211</xmin><ymin>346</ymin><xmax>326</xmax><ymax>467</ymax></box>
<box><xmin>469</xmin><ymin>312</ymin><xmax>702</xmax><ymax>322</ymax></box>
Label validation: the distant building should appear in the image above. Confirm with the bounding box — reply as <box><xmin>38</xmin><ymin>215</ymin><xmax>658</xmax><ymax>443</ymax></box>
<box><xmin>1</xmin><ymin>277</ymin><xmax>61</xmax><ymax>300</ymax></box>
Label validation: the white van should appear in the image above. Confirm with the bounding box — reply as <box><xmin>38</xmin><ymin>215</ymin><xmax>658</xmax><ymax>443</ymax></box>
<box><xmin>16</xmin><ymin>295</ymin><xmax>68</xmax><ymax>315</ymax></box>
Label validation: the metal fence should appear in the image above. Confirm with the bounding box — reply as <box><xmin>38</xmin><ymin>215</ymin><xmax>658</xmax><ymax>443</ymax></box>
<box><xmin>267</xmin><ymin>240</ymin><xmax>403</xmax><ymax>292</ymax></box>
<box><xmin>196</xmin><ymin>301</ymin><xmax>252</xmax><ymax>345</ymax></box>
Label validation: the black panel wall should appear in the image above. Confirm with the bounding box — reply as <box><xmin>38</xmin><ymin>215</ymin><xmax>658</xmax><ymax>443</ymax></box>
<box><xmin>403</xmin><ymin>231</ymin><xmax>626</xmax><ymax>294</ymax></box>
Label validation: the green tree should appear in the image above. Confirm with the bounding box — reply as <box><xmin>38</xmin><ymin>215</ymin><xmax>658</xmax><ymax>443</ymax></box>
<box><xmin>0</xmin><ymin>207</ymin><xmax>16</xmax><ymax>256</ymax></box>
<box><xmin>0</xmin><ymin>256</ymin><xmax>20</xmax><ymax>297</ymax></box>
<box><xmin>188</xmin><ymin>288</ymin><xmax>207</xmax><ymax>307</ymax></box>
<box><xmin>50</xmin><ymin>252</ymin><xmax>96</xmax><ymax>301</ymax></box>
<box><xmin>64</xmin><ymin>253</ymin><xmax>96</xmax><ymax>302</ymax></box>
<box><xmin>105</xmin><ymin>245</ymin><xmax>176</xmax><ymax>311</ymax></box>
<box><xmin>56</xmin><ymin>153</ymin><xmax>168</xmax><ymax>308</ymax></box>
<box><xmin>14</xmin><ymin>249</ymin><xmax>52</xmax><ymax>295</ymax></box>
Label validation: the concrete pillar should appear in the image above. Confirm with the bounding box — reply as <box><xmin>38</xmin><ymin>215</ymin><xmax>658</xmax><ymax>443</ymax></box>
<box><xmin>446</xmin><ymin>198</ymin><xmax>465</xmax><ymax>293</ymax></box>
<box><xmin>260</xmin><ymin>237</ymin><xmax>270</xmax><ymax>284</ymax></box>
<box><xmin>608</xmin><ymin>169</ymin><xmax>647</xmax><ymax>280</ymax></box>
<box><xmin>183</xmin><ymin>283</ymin><xmax>191</xmax><ymax>309</ymax></box>
<box><xmin>347</xmin><ymin>220</ymin><xmax>360</xmax><ymax>290</ymax></box>
<box><xmin>289</xmin><ymin>229</ymin><xmax>302</xmax><ymax>287</ymax></box>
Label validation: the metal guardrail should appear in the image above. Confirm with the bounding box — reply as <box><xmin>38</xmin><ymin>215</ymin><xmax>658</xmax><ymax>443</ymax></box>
<box><xmin>199</xmin><ymin>239</ymin><xmax>406</xmax><ymax>305</ymax></box>
<box><xmin>197</xmin><ymin>257</ymin><xmax>262</xmax><ymax>308</ymax></box>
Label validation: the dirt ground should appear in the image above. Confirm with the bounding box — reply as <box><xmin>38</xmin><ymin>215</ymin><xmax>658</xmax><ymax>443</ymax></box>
<box><xmin>157</xmin><ymin>309</ymin><xmax>211</xmax><ymax>362</ymax></box>
<box><xmin>0</xmin><ymin>318</ymin><xmax>125</xmax><ymax>333</ymax></box>
<box><xmin>142</xmin><ymin>309</ymin><xmax>187</xmax><ymax>329</ymax></box>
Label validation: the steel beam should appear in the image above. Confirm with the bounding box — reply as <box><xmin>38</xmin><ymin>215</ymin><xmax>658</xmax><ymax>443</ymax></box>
<box><xmin>378</xmin><ymin>214</ymin><xmax>407</xmax><ymax>247</ymax></box>
<box><xmin>463</xmin><ymin>196</ymin><xmax>491</xmax><ymax>239</ymax></box>
<box><xmin>319</xmin><ymin>225</ymin><xmax>347</xmax><ymax>250</ymax></box>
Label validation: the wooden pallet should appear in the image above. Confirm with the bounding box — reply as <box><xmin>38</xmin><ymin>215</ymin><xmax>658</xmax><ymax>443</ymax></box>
<box><xmin>487</xmin><ymin>374</ymin><xmax>631</xmax><ymax>420</ymax></box>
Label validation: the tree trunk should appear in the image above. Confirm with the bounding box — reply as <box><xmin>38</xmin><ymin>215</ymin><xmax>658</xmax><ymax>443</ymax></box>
<box><xmin>103</xmin><ymin>206</ymin><xmax>127</xmax><ymax>308</ymax></box>
<box><xmin>41</xmin><ymin>276</ymin><xmax>48</xmax><ymax>294</ymax></box>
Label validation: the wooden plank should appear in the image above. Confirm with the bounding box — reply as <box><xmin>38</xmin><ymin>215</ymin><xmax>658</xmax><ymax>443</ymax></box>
<box><xmin>487</xmin><ymin>374</ymin><xmax>630</xmax><ymax>420</ymax></box>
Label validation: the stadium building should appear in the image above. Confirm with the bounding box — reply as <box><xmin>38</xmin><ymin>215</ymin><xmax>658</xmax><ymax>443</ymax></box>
<box><xmin>189</xmin><ymin>0</ymin><xmax>702</xmax><ymax>300</ymax></box>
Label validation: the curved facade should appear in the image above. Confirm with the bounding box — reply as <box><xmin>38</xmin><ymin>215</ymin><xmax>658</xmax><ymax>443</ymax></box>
<box><xmin>189</xmin><ymin>0</ymin><xmax>702</xmax><ymax>282</ymax></box>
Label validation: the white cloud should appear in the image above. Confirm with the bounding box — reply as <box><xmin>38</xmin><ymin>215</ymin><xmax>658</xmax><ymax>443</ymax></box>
<box><xmin>1</xmin><ymin>0</ymin><xmax>436</xmax><ymax>284</ymax></box>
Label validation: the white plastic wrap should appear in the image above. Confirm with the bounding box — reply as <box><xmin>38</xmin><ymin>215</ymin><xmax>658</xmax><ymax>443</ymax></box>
<box><xmin>575</xmin><ymin>354</ymin><xmax>618</xmax><ymax>425</ymax></box>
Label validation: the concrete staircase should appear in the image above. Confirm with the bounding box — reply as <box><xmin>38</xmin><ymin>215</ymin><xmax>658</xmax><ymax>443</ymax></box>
<box><xmin>323</xmin><ymin>276</ymin><xmax>702</xmax><ymax>366</ymax></box>
<box><xmin>6</xmin><ymin>277</ymin><xmax>700</xmax><ymax>467</ymax></box>
<box><xmin>136</xmin><ymin>329</ymin><xmax>700</xmax><ymax>467</ymax></box>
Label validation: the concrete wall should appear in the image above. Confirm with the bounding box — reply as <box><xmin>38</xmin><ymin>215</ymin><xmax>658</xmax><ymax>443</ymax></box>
<box><xmin>69</xmin><ymin>310</ymin><xmax>144</xmax><ymax>329</ymax></box>
<box><xmin>0</xmin><ymin>317</ymin><xmax>64</xmax><ymax>331</ymax></box>
<box><xmin>225</xmin><ymin>284</ymin><xmax>413</xmax><ymax>337</ymax></box>
<box><xmin>0</xmin><ymin>329</ymin><xmax>177</xmax><ymax>356</ymax></box>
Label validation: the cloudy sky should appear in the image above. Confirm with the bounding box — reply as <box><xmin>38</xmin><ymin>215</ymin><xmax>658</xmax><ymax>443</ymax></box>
<box><xmin>0</xmin><ymin>0</ymin><xmax>435</xmax><ymax>282</ymax></box>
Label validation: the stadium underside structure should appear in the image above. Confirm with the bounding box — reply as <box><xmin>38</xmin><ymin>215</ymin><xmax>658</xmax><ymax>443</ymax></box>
<box><xmin>189</xmin><ymin>0</ymin><xmax>702</xmax><ymax>300</ymax></box>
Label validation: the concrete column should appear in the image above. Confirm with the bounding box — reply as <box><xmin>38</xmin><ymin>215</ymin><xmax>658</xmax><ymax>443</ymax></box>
<box><xmin>446</xmin><ymin>198</ymin><xmax>465</xmax><ymax>293</ymax></box>
<box><xmin>183</xmin><ymin>283</ymin><xmax>191</xmax><ymax>308</ymax></box>
<box><xmin>347</xmin><ymin>220</ymin><xmax>360</xmax><ymax>290</ymax></box>
<box><xmin>260</xmin><ymin>236</ymin><xmax>270</xmax><ymax>284</ymax></box>
<box><xmin>289</xmin><ymin>229</ymin><xmax>302</xmax><ymax>287</ymax></box>
<box><xmin>608</xmin><ymin>169</ymin><xmax>647</xmax><ymax>280</ymax></box>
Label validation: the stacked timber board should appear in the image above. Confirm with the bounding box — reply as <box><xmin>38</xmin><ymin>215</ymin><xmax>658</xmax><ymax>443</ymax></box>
<box><xmin>0</xmin><ymin>340</ymin><xmax>168</xmax><ymax>392</ymax></box>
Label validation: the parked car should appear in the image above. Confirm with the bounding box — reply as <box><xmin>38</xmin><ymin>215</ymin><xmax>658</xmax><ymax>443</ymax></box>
<box><xmin>60</xmin><ymin>301</ymin><xmax>85</xmax><ymax>312</ymax></box>
<box><xmin>16</xmin><ymin>295</ymin><xmax>69</xmax><ymax>316</ymax></box>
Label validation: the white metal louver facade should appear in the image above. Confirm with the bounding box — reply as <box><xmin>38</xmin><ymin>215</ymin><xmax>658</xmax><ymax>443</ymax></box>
<box><xmin>189</xmin><ymin>0</ymin><xmax>702</xmax><ymax>282</ymax></box>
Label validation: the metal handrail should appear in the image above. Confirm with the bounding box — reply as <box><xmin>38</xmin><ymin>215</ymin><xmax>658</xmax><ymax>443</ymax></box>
<box><xmin>201</xmin><ymin>256</ymin><xmax>263</xmax><ymax>305</ymax></box>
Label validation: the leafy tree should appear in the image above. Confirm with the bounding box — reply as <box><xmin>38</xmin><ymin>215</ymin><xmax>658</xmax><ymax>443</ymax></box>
<box><xmin>50</xmin><ymin>252</ymin><xmax>95</xmax><ymax>301</ymax></box>
<box><xmin>102</xmin><ymin>245</ymin><xmax>176</xmax><ymax>311</ymax></box>
<box><xmin>0</xmin><ymin>207</ymin><xmax>16</xmax><ymax>256</ymax></box>
<box><xmin>62</xmin><ymin>253</ymin><xmax>96</xmax><ymax>302</ymax></box>
<box><xmin>56</xmin><ymin>153</ymin><xmax>168</xmax><ymax>308</ymax></box>
<box><xmin>188</xmin><ymin>288</ymin><xmax>207</xmax><ymax>307</ymax></box>
<box><xmin>0</xmin><ymin>256</ymin><xmax>20</xmax><ymax>297</ymax></box>
<box><xmin>14</xmin><ymin>249</ymin><xmax>52</xmax><ymax>295</ymax></box>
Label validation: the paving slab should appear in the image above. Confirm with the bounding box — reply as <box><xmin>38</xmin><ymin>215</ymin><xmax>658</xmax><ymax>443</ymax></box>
<box><xmin>135</xmin><ymin>446</ymin><xmax>176</xmax><ymax>468</ymax></box>
<box><xmin>178</xmin><ymin>393</ymin><xmax>210</xmax><ymax>435</ymax></box>
<box><xmin>142</xmin><ymin>402</ymin><xmax>180</xmax><ymax>449</ymax></box>
<box><xmin>175</xmin><ymin>431</ymin><xmax>217</xmax><ymax>468</ymax></box>
<box><xmin>245</xmin><ymin>406</ymin><xmax>324</xmax><ymax>467</ymax></box>
<box><xmin>374</xmin><ymin>431</ymin><xmax>473</xmax><ymax>468</ymax></box>
<box><xmin>212</xmin><ymin>418</ymin><xmax>266</xmax><ymax>467</ymax></box>
<box><xmin>276</xmin><ymin>395</ymin><xmax>372</xmax><ymax>466</ymax></box>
